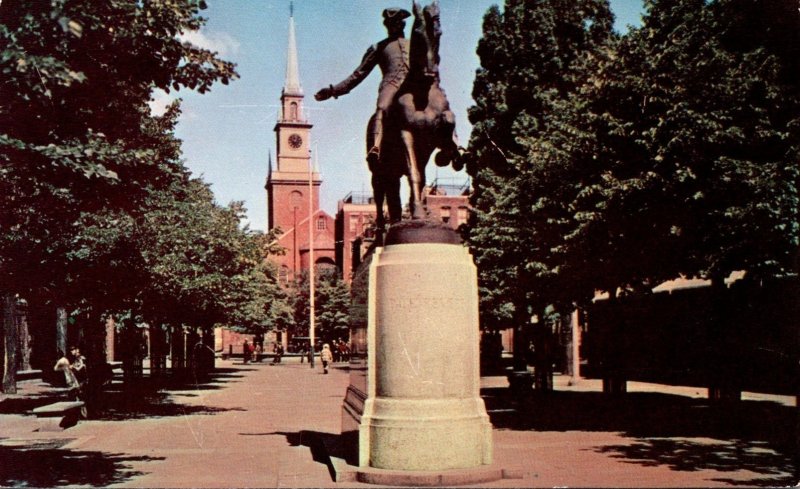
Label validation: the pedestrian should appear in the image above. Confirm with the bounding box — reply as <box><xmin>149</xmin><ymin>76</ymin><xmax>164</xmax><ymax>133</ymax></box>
<box><xmin>276</xmin><ymin>343</ymin><xmax>284</xmax><ymax>363</ymax></box>
<box><xmin>70</xmin><ymin>346</ymin><xmax>88</xmax><ymax>391</ymax></box>
<box><xmin>254</xmin><ymin>343</ymin><xmax>263</xmax><ymax>363</ymax></box>
<box><xmin>54</xmin><ymin>350</ymin><xmax>80</xmax><ymax>397</ymax></box>
<box><xmin>69</xmin><ymin>346</ymin><xmax>89</xmax><ymax>418</ymax></box>
<box><xmin>242</xmin><ymin>339</ymin><xmax>250</xmax><ymax>364</ymax></box>
<box><xmin>320</xmin><ymin>344</ymin><xmax>333</xmax><ymax>374</ymax></box>
<box><xmin>299</xmin><ymin>344</ymin><xmax>306</xmax><ymax>364</ymax></box>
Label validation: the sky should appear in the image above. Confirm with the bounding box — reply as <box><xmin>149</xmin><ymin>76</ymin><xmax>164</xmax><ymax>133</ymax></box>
<box><xmin>159</xmin><ymin>0</ymin><xmax>645</xmax><ymax>232</ymax></box>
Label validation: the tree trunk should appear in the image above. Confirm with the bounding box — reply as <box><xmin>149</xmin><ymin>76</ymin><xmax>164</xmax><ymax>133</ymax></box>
<box><xmin>149</xmin><ymin>323</ymin><xmax>166</xmax><ymax>378</ymax></box>
<box><xmin>187</xmin><ymin>328</ymin><xmax>201</xmax><ymax>374</ymax></box>
<box><xmin>506</xmin><ymin>308</ymin><xmax>534</xmax><ymax>399</ymax></box>
<box><xmin>56</xmin><ymin>307</ymin><xmax>68</xmax><ymax>357</ymax></box>
<box><xmin>2</xmin><ymin>294</ymin><xmax>18</xmax><ymax>393</ymax></box>
<box><xmin>566</xmin><ymin>309</ymin><xmax>582</xmax><ymax>385</ymax></box>
<box><xmin>533</xmin><ymin>319</ymin><xmax>554</xmax><ymax>393</ymax></box>
<box><xmin>602</xmin><ymin>291</ymin><xmax>627</xmax><ymax>396</ymax></box>
<box><xmin>104</xmin><ymin>316</ymin><xmax>116</xmax><ymax>363</ymax></box>
<box><xmin>201</xmin><ymin>326</ymin><xmax>215</xmax><ymax>372</ymax></box>
<box><xmin>16</xmin><ymin>299</ymin><xmax>31</xmax><ymax>371</ymax></box>
<box><xmin>171</xmin><ymin>326</ymin><xmax>186</xmax><ymax>371</ymax></box>
<box><xmin>708</xmin><ymin>277</ymin><xmax>741</xmax><ymax>402</ymax></box>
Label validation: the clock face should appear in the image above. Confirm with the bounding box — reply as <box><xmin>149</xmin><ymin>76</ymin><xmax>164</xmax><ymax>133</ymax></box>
<box><xmin>288</xmin><ymin>133</ymin><xmax>303</xmax><ymax>149</ymax></box>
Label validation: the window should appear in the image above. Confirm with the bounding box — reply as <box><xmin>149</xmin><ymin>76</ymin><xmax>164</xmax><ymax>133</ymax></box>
<box><xmin>440</xmin><ymin>206</ymin><xmax>451</xmax><ymax>223</ymax></box>
<box><xmin>317</xmin><ymin>217</ymin><xmax>326</xmax><ymax>230</ymax></box>
<box><xmin>457</xmin><ymin>207</ymin><xmax>469</xmax><ymax>225</ymax></box>
<box><xmin>289</xmin><ymin>102</ymin><xmax>298</xmax><ymax>120</ymax></box>
<box><xmin>290</xmin><ymin>190</ymin><xmax>303</xmax><ymax>209</ymax></box>
<box><xmin>279</xmin><ymin>266</ymin><xmax>289</xmax><ymax>284</ymax></box>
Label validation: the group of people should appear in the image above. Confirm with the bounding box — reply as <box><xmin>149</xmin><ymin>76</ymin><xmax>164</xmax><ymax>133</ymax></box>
<box><xmin>236</xmin><ymin>338</ymin><xmax>351</xmax><ymax>374</ymax></box>
<box><xmin>241</xmin><ymin>339</ymin><xmax>286</xmax><ymax>364</ymax></box>
<box><xmin>330</xmin><ymin>339</ymin><xmax>350</xmax><ymax>363</ymax></box>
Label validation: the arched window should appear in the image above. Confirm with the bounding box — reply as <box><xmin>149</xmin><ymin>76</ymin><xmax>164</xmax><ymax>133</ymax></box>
<box><xmin>289</xmin><ymin>102</ymin><xmax>298</xmax><ymax>120</ymax></box>
<box><xmin>315</xmin><ymin>257</ymin><xmax>337</xmax><ymax>274</ymax></box>
<box><xmin>279</xmin><ymin>266</ymin><xmax>289</xmax><ymax>284</ymax></box>
<box><xmin>290</xmin><ymin>190</ymin><xmax>303</xmax><ymax>209</ymax></box>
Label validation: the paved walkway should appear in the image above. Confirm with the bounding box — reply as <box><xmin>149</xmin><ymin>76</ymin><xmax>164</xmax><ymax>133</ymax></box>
<box><xmin>0</xmin><ymin>359</ymin><xmax>796</xmax><ymax>487</ymax></box>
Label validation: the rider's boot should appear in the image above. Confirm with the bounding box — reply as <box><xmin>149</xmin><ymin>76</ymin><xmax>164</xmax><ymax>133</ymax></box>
<box><xmin>367</xmin><ymin>110</ymin><xmax>384</xmax><ymax>167</ymax></box>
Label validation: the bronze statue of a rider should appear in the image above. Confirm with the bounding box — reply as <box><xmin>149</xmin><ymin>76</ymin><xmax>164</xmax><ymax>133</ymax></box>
<box><xmin>314</xmin><ymin>8</ymin><xmax>412</xmax><ymax>167</ymax></box>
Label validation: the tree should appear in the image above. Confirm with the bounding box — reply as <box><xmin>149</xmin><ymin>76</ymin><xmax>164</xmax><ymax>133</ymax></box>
<box><xmin>466</xmin><ymin>0</ymin><xmax>799</xmax><ymax>396</ymax></box>
<box><xmin>291</xmin><ymin>268</ymin><xmax>351</xmax><ymax>348</ymax></box>
<box><xmin>465</xmin><ymin>0</ymin><xmax>615</xmax><ymax>378</ymax></box>
<box><xmin>574</xmin><ymin>0</ymin><xmax>800</xmax><ymax>286</ymax></box>
<box><xmin>0</xmin><ymin>0</ymin><xmax>238</xmax><ymax>387</ymax></box>
<box><xmin>1</xmin><ymin>0</ymin><xmax>237</xmax><ymax>296</ymax></box>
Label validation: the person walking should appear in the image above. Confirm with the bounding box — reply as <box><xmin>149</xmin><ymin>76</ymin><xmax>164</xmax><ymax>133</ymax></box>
<box><xmin>320</xmin><ymin>344</ymin><xmax>333</xmax><ymax>374</ymax></box>
<box><xmin>242</xmin><ymin>339</ymin><xmax>250</xmax><ymax>364</ymax></box>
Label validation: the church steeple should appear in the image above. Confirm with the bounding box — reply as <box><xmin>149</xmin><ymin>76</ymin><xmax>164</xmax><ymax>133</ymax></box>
<box><xmin>267</xmin><ymin>3</ymin><xmax>318</xmax><ymax>235</ymax></box>
<box><xmin>283</xmin><ymin>3</ymin><xmax>303</xmax><ymax>97</ymax></box>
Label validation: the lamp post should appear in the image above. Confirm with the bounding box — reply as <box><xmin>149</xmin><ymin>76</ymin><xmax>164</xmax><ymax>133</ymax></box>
<box><xmin>308</xmin><ymin>148</ymin><xmax>316</xmax><ymax>368</ymax></box>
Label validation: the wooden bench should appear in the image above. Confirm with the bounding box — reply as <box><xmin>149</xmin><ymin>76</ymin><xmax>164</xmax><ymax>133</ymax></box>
<box><xmin>16</xmin><ymin>369</ymin><xmax>43</xmax><ymax>381</ymax></box>
<box><xmin>32</xmin><ymin>401</ymin><xmax>86</xmax><ymax>431</ymax></box>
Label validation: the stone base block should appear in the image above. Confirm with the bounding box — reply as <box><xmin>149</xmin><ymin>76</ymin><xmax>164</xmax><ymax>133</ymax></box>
<box><xmin>355</xmin><ymin>465</ymin><xmax>503</xmax><ymax>486</ymax></box>
<box><xmin>360</xmin><ymin>397</ymin><xmax>492</xmax><ymax>471</ymax></box>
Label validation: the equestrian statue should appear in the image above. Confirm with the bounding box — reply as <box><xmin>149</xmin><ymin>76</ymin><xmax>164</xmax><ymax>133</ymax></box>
<box><xmin>315</xmin><ymin>1</ymin><xmax>463</xmax><ymax>234</ymax></box>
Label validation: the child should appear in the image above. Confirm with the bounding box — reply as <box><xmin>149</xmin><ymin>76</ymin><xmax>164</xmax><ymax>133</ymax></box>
<box><xmin>320</xmin><ymin>344</ymin><xmax>333</xmax><ymax>374</ymax></box>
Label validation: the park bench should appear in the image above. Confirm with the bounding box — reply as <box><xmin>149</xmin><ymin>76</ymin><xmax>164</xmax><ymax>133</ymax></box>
<box><xmin>16</xmin><ymin>369</ymin><xmax>42</xmax><ymax>381</ymax></box>
<box><xmin>32</xmin><ymin>401</ymin><xmax>85</xmax><ymax>431</ymax></box>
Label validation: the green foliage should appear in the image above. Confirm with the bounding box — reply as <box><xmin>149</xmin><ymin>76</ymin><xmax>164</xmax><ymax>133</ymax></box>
<box><xmin>0</xmin><ymin>0</ymin><xmax>290</xmax><ymax>345</ymax></box>
<box><xmin>466</xmin><ymin>0</ymin><xmax>799</xmax><ymax>332</ymax></box>
<box><xmin>0</xmin><ymin>0</ymin><xmax>238</xmax><ymax>299</ymax></box>
<box><xmin>291</xmin><ymin>268</ymin><xmax>351</xmax><ymax>346</ymax></box>
<box><xmin>581</xmin><ymin>0</ymin><xmax>800</xmax><ymax>282</ymax></box>
<box><xmin>466</xmin><ymin>0</ymin><xmax>616</xmax><ymax>326</ymax></box>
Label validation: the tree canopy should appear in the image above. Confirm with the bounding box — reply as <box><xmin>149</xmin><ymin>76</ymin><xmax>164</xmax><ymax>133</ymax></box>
<box><xmin>466</xmin><ymin>0</ymin><xmax>799</xmax><ymax>331</ymax></box>
<box><xmin>1</xmin><ymin>0</ymin><xmax>291</xmax><ymax>365</ymax></box>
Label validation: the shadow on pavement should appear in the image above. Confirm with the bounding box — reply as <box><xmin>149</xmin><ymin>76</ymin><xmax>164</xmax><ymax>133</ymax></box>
<box><xmin>0</xmin><ymin>393</ymin><xmax>65</xmax><ymax>415</ymax></box>
<box><xmin>482</xmin><ymin>387</ymin><xmax>797</xmax><ymax>486</ymax></box>
<box><xmin>265</xmin><ymin>430</ymin><xmax>340</xmax><ymax>481</ymax></box>
<box><xmin>90</xmin><ymin>368</ymin><xmax>249</xmax><ymax>421</ymax></box>
<box><xmin>0</xmin><ymin>439</ymin><xmax>163</xmax><ymax>487</ymax></box>
<box><xmin>95</xmin><ymin>388</ymin><xmax>246</xmax><ymax>421</ymax></box>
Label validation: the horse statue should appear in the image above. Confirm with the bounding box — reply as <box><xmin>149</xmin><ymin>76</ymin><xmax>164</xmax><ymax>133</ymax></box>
<box><xmin>369</xmin><ymin>0</ymin><xmax>463</xmax><ymax>233</ymax></box>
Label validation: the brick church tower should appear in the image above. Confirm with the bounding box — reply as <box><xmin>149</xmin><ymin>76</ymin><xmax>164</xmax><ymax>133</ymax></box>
<box><xmin>266</xmin><ymin>7</ymin><xmax>335</xmax><ymax>284</ymax></box>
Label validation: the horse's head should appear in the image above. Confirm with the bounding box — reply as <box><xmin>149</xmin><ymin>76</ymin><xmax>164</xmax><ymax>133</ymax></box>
<box><xmin>410</xmin><ymin>1</ymin><xmax>441</xmax><ymax>79</ymax></box>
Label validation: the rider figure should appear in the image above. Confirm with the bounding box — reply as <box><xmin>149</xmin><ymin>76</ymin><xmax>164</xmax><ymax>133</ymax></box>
<box><xmin>314</xmin><ymin>8</ymin><xmax>411</xmax><ymax>167</ymax></box>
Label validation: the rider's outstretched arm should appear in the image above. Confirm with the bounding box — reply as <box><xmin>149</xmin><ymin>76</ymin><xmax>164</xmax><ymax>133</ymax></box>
<box><xmin>315</xmin><ymin>44</ymin><xmax>379</xmax><ymax>100</ymax></box>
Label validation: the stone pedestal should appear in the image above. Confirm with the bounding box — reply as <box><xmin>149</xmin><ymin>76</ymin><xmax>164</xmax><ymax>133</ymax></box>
<box><xmin>357</xmin><ymin>223</ymin><xmax>493</xmax><ymax>471</ymax></box>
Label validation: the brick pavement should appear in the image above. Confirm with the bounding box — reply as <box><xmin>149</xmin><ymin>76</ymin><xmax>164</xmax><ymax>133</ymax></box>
<box><xmin>0</xmin><ymin>359</ymin><xmax>796</xmax><ymax>487</ymax></box>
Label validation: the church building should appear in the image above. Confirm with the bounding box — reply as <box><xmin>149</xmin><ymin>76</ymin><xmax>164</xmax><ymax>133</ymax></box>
<box><xmin>266</xmin><ymin>9</ymin><xmax>336</xmax><ymax>284</ymax></box>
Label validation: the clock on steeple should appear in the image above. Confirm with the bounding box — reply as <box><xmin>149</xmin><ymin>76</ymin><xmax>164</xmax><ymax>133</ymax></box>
<box><xmin>288</xmin><ymin>133</ymin><xmax>303</xmax><ymax>149</ymax></box>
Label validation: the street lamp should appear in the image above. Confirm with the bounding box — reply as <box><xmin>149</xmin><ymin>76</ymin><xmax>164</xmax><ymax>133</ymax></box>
<box><xmin>308</xmin><ymin>147</ymin><xmax>316</xmax><ymax>368</ymax></box>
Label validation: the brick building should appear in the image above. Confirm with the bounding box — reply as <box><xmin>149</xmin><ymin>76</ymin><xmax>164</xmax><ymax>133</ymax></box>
<box><xmin>335</xmin><ymin>178</ymin><xmax>471</xmax><ymax>282</ymax></box>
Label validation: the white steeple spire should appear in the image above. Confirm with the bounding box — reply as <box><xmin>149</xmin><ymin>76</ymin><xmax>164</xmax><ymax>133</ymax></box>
<box><xmin>283</xmin><ymin>2</ymin><xmax>303</xmax><ymax>96</ymax></box>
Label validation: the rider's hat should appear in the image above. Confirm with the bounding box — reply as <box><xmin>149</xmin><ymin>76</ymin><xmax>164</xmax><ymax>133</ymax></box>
<box><xmin>382</xmin><ymin>8</ymin><xmax>411</xmax><ymax>23</ymax></box>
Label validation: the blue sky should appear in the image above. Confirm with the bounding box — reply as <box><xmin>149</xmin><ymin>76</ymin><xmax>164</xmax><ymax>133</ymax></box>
<box><xmin>162</xmin><ymin>1</ymin><xmax>644</xmax><ymax>232</ymax></box>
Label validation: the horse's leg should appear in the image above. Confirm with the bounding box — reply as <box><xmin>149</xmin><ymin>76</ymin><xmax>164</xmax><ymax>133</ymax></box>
<box><xmin>400</xmin><ymin>129</ymin><xmax>426</xmax><ymax>220</ymax></box>
<box><xmin>371</xmin><ymin>173</ymin><xmax>386</xmax><ymax>232</ymax></box>
<box><xmin>386</xmin><ymin>177</ymin><xmax>402</xmax><ymax>224</ymax></box>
